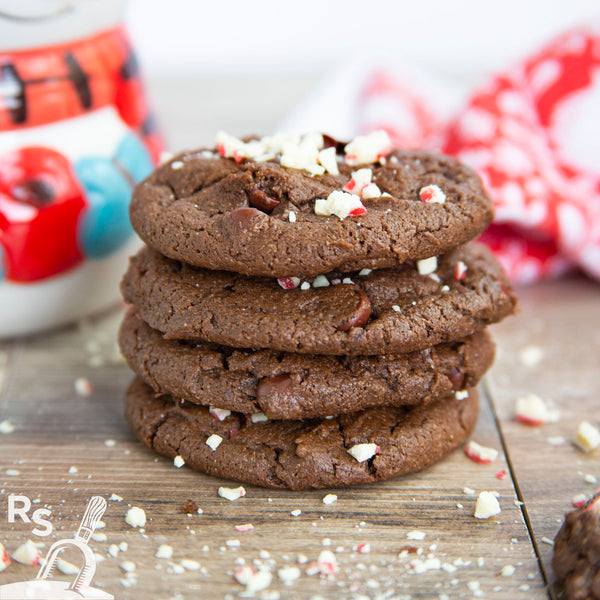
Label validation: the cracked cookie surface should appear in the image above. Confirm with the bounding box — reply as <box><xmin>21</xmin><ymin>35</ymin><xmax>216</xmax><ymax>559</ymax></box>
<box><xmin>119</xmin><ymin>311</ymin><xmax>494</xmax><ymax>419</ymax></box>
<box><xmin>121</xmin><ymin>241</ymin><xmax>516</xmax><ymax>356</ymax></box>
<box><xmin>130</xmin><ymin>148</ymin><xmax>493</xmax><ymax>278</ymax></box>
<box><xmin>124</xmin><ymin>377</ymin><xmax>479</xmax><ymax>490</ymax></box>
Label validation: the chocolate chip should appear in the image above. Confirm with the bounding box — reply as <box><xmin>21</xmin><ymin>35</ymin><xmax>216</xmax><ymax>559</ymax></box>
<box><xmin>230</xmin><ymin>206</ymin><xmax>263</xmax><ymax>230</ymax></box>
<box><xmin>182</xmin><ymin>499</ymin><xmax>198</xmax><ymax>514</ymax></box>
<box><xmin>257</xmin><ymin>374</ymin><xmax>293</xmax><ymax>400</ymax></box>
<box><xmin>322</xmin><ymin>134</ymin><xmax>347</xmax><ymax>154</ymax></box>
<box><xmin>446</xmin><ymin>367</ymin><xmax>465</xmax><ymax>390</ymax></box>
<box><xmin>245</xmin><ymin>188</ymin><xmax>280</xmax><ymax>213</ymax></box>
<box><xmin>12</xmin><ymin>179</ymin><xmax>55</xmax><ymax>207</ymax></box>
<box><xmin>336</xmin><ymin>289</ymin><xmax>372</xmax><ymax>332</ymax></box>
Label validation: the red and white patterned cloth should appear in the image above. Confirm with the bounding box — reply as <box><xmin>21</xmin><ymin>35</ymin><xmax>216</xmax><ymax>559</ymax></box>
<box><xmin>284</xmin><ymin>28</ymin><xmax>600</xmax><ymax>284</ymax></box>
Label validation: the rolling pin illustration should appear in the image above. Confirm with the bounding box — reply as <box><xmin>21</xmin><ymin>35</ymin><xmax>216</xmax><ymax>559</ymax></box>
<box><xmin>36</xmin><ymin>496</ymin><xmax>107</xmax><ymax>591</ymax></box>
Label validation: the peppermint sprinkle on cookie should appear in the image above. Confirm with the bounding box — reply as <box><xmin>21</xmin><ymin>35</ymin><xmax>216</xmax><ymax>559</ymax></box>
<box><xmin>347</xmin><ymin>443</ymin><xmax>380</xmax><ymax>462</ymax></box>
<box><xmin>419</xmin><ymin>184</ymin><xmax>446</xmax><ymax>204</ymax></box>
<box><xmin>344</xmin><ymin>130</ymin><xmax>392</xmax><ymax>166</ymax></box>
<box><xmin>315</xmin><ymin>190</ymin><xmax>367</xmax><ymax>220</ymax></box>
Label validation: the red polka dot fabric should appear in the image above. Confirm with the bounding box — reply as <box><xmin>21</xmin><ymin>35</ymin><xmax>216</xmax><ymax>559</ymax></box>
<box><xmin>357</xmin><ymin>29</ymin><xmax>600</xmax><ymax>284</ymax></box>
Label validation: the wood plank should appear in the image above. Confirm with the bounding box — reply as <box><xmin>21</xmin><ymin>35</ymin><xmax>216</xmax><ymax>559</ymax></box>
<box><xmin>486</xmin><ymin>275</ymin><xmax>600</xmax><ymax>597</ymax></box>
<box><xmin>0</xmin><ymin>309</ymin><xmax>545</xmax><ymax>598</ymax></box>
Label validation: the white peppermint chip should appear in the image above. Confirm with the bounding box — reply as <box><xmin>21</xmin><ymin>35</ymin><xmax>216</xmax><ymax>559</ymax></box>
<box><xmin>215</xmin><ymin>131</ymin><xmax>246</xmax><ymax>160</ymax></box>
<box><xmin>312</xmin><ymin>275</ymin><xmax>330</xmax><ymax>288</ymax></box>
<box><xmin>361</xmin><ymin>182</ymin><xmax>382</xmax><ymax>199</ymax></box>
<box><xmin>125</xmin><ymin>507</ymin><xmax>146</xmax><ymax>528</ymax></box>
<box><xmin>155</xmin><ymin>544</ymin><xmax>173</xmax><ymax>559</ymax></box>
<box><xmin>455</xmin><ymin>390</ymin><xmax>469</xmax><ymax>400</ymax></box>
<box><xmin>300</xmin><ymin>281</ymin><xmax>311</xmax><ymax>290</ymax></box>
<box><xmin>120</xmin><ymin>560</ymin><xmax>136</xmax><ymax>573</ymax></box>
<box><xmin>515</xmin><ymin>393</ymin><xmax>559</xmax><ymax>425</ymax></box>
<box><xmin>474</xmin><ymin>491</ymin><xmax>501</xmax><ymax>519</ymax></box>
<box><xmin>245</xmin><ymin>569</ymin><xmax>273</xmax><ymax>594</ymax></box>
<box><xmin>392</xmin><ymin>305</ymin><xmax>401</xmax><ymax>312</ymax></box>
<box><xmin>173</xmin><ymin>455</ymin><xmax>185</xmax><ymax>468</ymax></box>
<box><xmin>0</xmin><ymin>420</ymin><xmax>15</xmax><ymax>434</ymax></box>
<box><xmin>171</xmin><ymin>160</ymin><xmax>184</xmax><ymax>170</ymax></box>
<box><xmin>12</xmin><ymin>540</ymin><xmax>41</xmax><ymax>565</ymax></box>
<box><xmin>205</xmin><ymin>434</ymin><xmax>223</xmax><ymax>451</ymax></box>
<box><xmin>322</xmin><ymin>494</ymin><xmax>338</xmax><ymax>505</ymax></box>
<box><xmin>358</xmin><ymin>268</ymin><xmax>372</xmax><ymax>276</ymax></box>
<box><xmin>464</xmin><ymin>441</ymin><xmax>499</xmax><ymax>464</ymax></box>
<box><xmin>209</xmin><ymin>406</ymin><xmax>231</xmax><ymax>421</ymax></box>
<box><xmin>345</xmin><ymin>130</ymin><xmax>392</xmax><ymax>165</ymax></box>
<box><xmin>419</xmin><ymin>184</ymin><xmax>446</xmax><ymax>204</ymax></box>
<box><xmin>519</xmin><ymin>345</ymin><xmax>544</xmax><ymax>367</ymax></box>
<box><xmin>344</xmin><ymin>168</ymin><xmax>372</xmax><ymax>194</ymax></box>
<box><xmin>74</xmin><ymin>377</ymin><xmax>93</xmax><ymax>396</ymax></box>
<box><xmin>500</xmin><ymin>565</ymin><xmax>516</xmax><ymax>577</ymax></box>
<box><xmin>417</xmin><ymin>256</ymin><xmax>438</xmax><ymax>275</ymax></box>
<box><xmin>218</xmin><ymin>486</ymin><xmax>246</xmax><ymax>501</ymax></box>
<box><xmin>91</xmin><ymin>532</ymin><xmax>107</xmax><ymax>542</ymax></box>
<box><xmin>314</xmin><ymin>190</ymin><xmax>365</xmax><ymax>220</ymax></box>
<box><xmin>278</xmin><ymin>565</ymin><xmax>301</xmax><ymax>585</ymax></box>
<box><xmin>342</xmin><ymin>277</ymin><xmax>354</xmax><ymax>284</ymax></box>
<box><xmin>347</xmin><ymin>443</ymin><xmax>379</xmax><ymax>462</ymax></box>
<box><xmin>290</xmin><ymin>509</ymin><xmax>302</xmax><ymax>517</ymax></box>
<box><xmin>251</xmin><ymin>412</ymin><xmax>268</xmax><ymax>423</ymax></box>
<box><xmin>318</xmin><ymin>147</ymin><xmax>339</xmax><ymax>175</ymax></box>
<box><xmin>574</xmin><ymin>421</ymin><xmax>600</xmax><ymax>452</ymax></box>
<box><xmin>180</xmin><ymin>559</ymin><xmax>201</xmax><ymax>571</ymax></box>
<box><xmin>288</xmin><ymin>211</ymin><xmax>297</xmax><ymax>223</ymax></box>
<box><xmin>407</xmin><ymin>531</ymin><xmax>426</xmax><ymax>541</ymax></box>
<box><xmin>317</xmin><ymin>549</ymin><xmax>338</xmax><ymax>575</ymax></box>
<box><xmin>108</xmin><ymin>544</ymin><xmax>119</xmax><ymax>558</ymax></box>
<box><xmin>56</xmin><ymin>558</ymin><xmax>79</xmax><ymax>575</ymax></box>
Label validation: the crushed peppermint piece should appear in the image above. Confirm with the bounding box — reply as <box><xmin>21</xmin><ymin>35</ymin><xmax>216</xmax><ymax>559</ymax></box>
<box><xmin>218</xmin><ymin>486</ymin><xmax>246</xmax><ymax>501</ymax></box>
<box><xmin>315</xmin><ymin>190</ymin><xmax>367</xmax><ymax>220</ymax></box>
<box><xmin>392</xmin><ymin>305</ymin><xmax>401</xmax><ymax>312</ymax></box>
<box><xmin>406</xmin><ymin>531</ymin><xmax>426</xmax><ymax>541</ymax></box>
<box><xmin>251</xmin><ymin>412</ymin><xmax>268</xmax><ymax>423</ymax></box>
<box><xmin>312</xmin><ymin>275</ymin><xmax>330</xmax><ymax>288</ymax></box>
<box><xmin>416</xmin><ymin>256</ymin><xmax>437</xmax><ymax>275</ymax></box>
<box><xmin>173</xmin><ymin>455</ymin><xmax>185</xmax><ymax>468</ymax></box>
<box><xmin>362</xmin><ymin>182</ymin><xmax>382</xmax><ymax>199</ymax></box>
<box><xmin>500</xmin><ymin>564</ymin><xmax>516</xmax><ymax>577</ymax></box>
<box><xmin>474</xmin><ymin>491</ymin><xmax>501</xmax><ymax>519</ymax></box>
<box><xmin>205</xmin><ymin>434</ymin><xmax>223</xmax><ymax>451</ymax></box>
<box><xmin>110</xmin><ymin>493</ymin><xmax>123</xmax><ymax>501</ymax></box>
<box><xmin>419</xmin><ymin>184</ymin><xmax>446</xmax><ymax>204</ymax></box>
<box><xmin>290</xmin><ymin>509</ymin><xmax>302</xmax><ymax>517</ymax></box>
<box><xmin>322</xmin><ymin>494</ymin><xmax>337</xmax><ymax>505</ymax></box>
<box><xmin>547</xmin><ymin>436</ymin><xmax>566</xmax><ymax>446</ymax></box>
<box><xmin>0</xmin><ymin>543</ymin><xmax>11</xmax><ymax>572</ymax></box>
<box><xmin>342</xmin><ymin>277</ymin><xmax>354</xmax><ymax>284</ymax></box>
<box><xmin>574</xmin><ymin>421</ymin><xmax>600</xmax><ymax>452</ymax></box>
<box><xmin>584</xmin><ymin>474</ymin><xmax>598</xmax><ymax>484</ymax></box>
<box><xmin>246</xmin><ymin>569</ymin><xmax>273</xmax><ymax>594</ymax></box>
<box><xmin>0</xmin><ymin>420</ymin><xmax>15</xmax><ymax>434</ymax></box>
<box><xmin>300</xmin><ymin>281</ymin><xmax>310</xmax><ymax>291</ymax></box>
<box><xmin>288</xmin><ymin>211</ymin><xmax>297</xmax><ymax>223</ymax></box>
<box><xmin>225</xmin><ymin>539</ymin><xmax>240</xmax><ymax>548</ymax></box>
<box><xmin>108</xmin><ymin>544</ymin><xmax>119</xmax><ymax>558</ymax></box>
<box><xmin>171</xmin><ymin>160</ymin><xmax>184</xmax><ymax>170</ymax></box>
<box><xmin>12</xmin><ymin>540</ymin><xmax>42</xmax><ymax>565</ymax></box>
<box><xmin>74</xmin><ymin>377</ymin><xmax>93</xmax><ymax>396</ymax></box>
<box><xmin>120</xmin><ymin>560</ymin><xmax>136</xmax><ymax>573</ymax></box>
<box><xmin>277</xmin><ymin>277</ymin><xmax>300</xmax><ymax>290</ymax></box>
<box><xmin>91</xmin><ymin>532</ymin><xmax>107</xmax><ymax>542</ymax></box>
<box><xmin>104</xmin><ymin>439</ymin><xmax>116</xmax><ymax>447</ymax></box>
<box><xmin>235</xmin><ymin>523</ymin><xmax>254</xmax><ymax>532</ymax></box>
<box><xmin>68</xmin><ymin>466</ymin><xmax>78</xmax><ymax>474</ymax></box>
<box><xmin>455</xmin><ymin>390</ymin><xmax>469</xmax><ymax>400</ymax></box>
<box><xmin>56</xmin><ymin>558</ymin><xmax>79</xmax><ymax>575</ymax></box>
<box><xmin>454</xmin><ymin>261</ymin><xmax>467</xmax><ymax>281</ymax></box>
<box><xmin>180</xmin><ymin>559</ymin><xmax>200</xmax><ymax>571</ymax></box>
<box><xmin>496</xmin><ymin>469</ymin><xmax>508</xmax><ymax>480</ymax></box>
<box><xmin>541</xmin><ymin>537</ymin><xmax>554</xmax><ymax>546</ymax></box>
<box><xmin>356</xmin><ymin>543</ymin><xmax>371</xmax><ymax>554</ymax></box>
<box><xmin>347</xmin><ymin>443</ymin><xmax>380</xmax><ymax>462</ymax></box>
<box><xmin>233</xmin><ymin>565</ymin><xmax>256</xmax><ymax>585</ymax></box>
<box><xmin>5</xmin><ymin>469</ymin><xmax>19</xmax><ymax>476</ymax></box>
<box><xmin>464</xmin><ymin>441</ymin><xmax>499</xmax><ymax>464</ymax></box>
<box><xmin>358</xmin><ymin>268</ymin><xmax>372</xmax><ymax>276</ymax></box>
<box><xmin>408</xmin><ymin>557</ymin><xmax>442</xmax><ymax>574</ymax></box>
<box><xmin>209</xmin><ymin>406</ymin><xmax>231</xmax><ymax>421</ymax></box>
<box><xmin>344</xmin><ymin>130</ymin><xmax>392</xmax><ymax>165</ymax></box>
<box><xmin>278</xmin><ymin>565</ymin><xmax>301</xmax><ymax>585</ymax></box>
<box><xmin>318</xmin><ymin>147</ymin><xmax>339</xmax><ymax>175</ymax></box>
<box><xmin>317</xmin><ymin>550</ymin><xmax>337</xmax><ymax>575</ymax></box>
<box><xmin>125</xmin><ymin>507</ymin><xmax>146</xmax><ymax>528</ymax></box>
<box><xmin>519</xmin><ymin>345</ymin><xmax>544</xmax><ymax>367</ymax></box>
<box><xmin>572</xmin><ymin>493</ymin><xmax>587</xmax><ymax>507</ymax></box>
<box><xmin>463</xmin><ymin>487</ymin><xmax>476</xmax><ymax>495</ymax></box>
<box><xmin>155</xmin><ymin>544</ymin><xmax>173</xmax><ymax>559</ymax></box>
<box><xmin>515</xmin><ymin>393</ymin><xmax>560</xmax><ymax>425</ymax></box>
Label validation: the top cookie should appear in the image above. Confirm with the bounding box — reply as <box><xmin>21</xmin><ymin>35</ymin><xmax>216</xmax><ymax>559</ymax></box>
<box><xmin>130</xmin><ymin>131</ymin><xmax>494</xmax><ymax>277</ymax></box>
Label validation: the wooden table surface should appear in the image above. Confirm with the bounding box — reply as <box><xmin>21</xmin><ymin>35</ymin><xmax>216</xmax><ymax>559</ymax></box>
<box><xmin>1</xmin><ymin>76</ymin><xmax>599</xmax><ymax>600</ymax></box>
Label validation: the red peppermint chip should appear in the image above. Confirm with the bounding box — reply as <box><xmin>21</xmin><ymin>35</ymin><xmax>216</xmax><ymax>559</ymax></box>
<box><xmin>349</xmin><ymin>206</ymin><xmax>368</xmax><ymax>217</ymax></box>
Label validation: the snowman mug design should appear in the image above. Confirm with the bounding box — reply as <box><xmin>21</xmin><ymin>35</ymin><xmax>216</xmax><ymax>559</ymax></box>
<box><xmin>0</xmin><ymin>4</ymin><xmax>161</xmax><ymax>336</ymax></box>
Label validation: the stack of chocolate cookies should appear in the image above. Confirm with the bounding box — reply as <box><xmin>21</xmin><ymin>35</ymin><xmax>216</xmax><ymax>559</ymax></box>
<box><xmin>119</xmin><ymin>131</ymin><xmax>516</xmax><ymax>490</ymax></box>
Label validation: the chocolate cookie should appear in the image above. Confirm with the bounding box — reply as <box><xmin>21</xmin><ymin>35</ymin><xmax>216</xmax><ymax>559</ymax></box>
<box><xmin>119</xmin><ymin>311</ymin><xmax>494</xmax><ymax>419</ymax></box>
<box><xmin>121</xmin><ymin>241</ymin><xmax>516</xmax><ymax>356</ymax></box>
<box><xmin>125</xmin><ymin>377</ymin><xmax>479</xmax><ymax>490</ymax></box>
<box><xmin>130</xmin><ymin>140</ymin><xmax>493</xmax><ymax>278</ymax></box>
<box><xmin>552</xmin><ymin>492</ymin><xmax>600</xmax><ymax>600</ymax></box>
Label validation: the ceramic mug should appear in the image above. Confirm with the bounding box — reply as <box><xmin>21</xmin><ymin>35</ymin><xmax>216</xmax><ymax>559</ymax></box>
<box><xmin>0</xmin><ymin>0</ymin><xmax>161</xmax><ymax>337</ymax></box>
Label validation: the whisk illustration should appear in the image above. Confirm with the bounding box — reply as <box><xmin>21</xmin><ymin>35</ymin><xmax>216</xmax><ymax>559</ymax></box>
<box><xmin>36</xmin><ymin>496</ymin><xmax>107</xmax><ymax>591</ymax></box>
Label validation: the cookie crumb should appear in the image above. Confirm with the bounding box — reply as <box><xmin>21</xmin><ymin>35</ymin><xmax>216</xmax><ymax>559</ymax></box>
<box><xmin>182</xmin><ymin>499</ymin><xmax>198</xmax><ymax>514</ymax></box>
